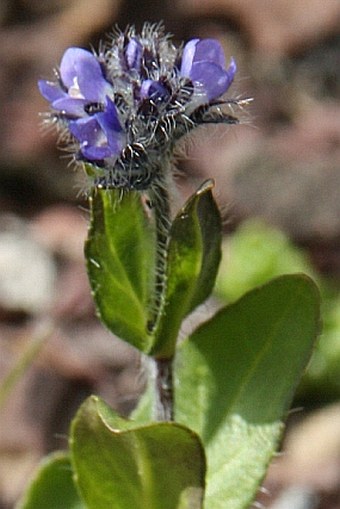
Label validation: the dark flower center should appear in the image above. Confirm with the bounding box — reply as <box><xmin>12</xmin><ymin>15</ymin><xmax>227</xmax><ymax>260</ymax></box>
<box><xmin>84</xmin><ymin>102</ymin><xmax>105</xmax><ymax>115</ymax></box>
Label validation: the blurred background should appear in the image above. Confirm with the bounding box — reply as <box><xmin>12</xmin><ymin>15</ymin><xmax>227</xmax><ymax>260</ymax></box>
<box><xmin>0</xmin><ymin>1</ymin><xmax>339</xmax><ymax>507</ymax></box>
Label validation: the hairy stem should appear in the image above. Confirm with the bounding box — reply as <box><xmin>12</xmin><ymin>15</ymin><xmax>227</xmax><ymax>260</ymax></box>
<box><xmin>147</xmin><ymin>171</ymin><xmax>175</xmax><ymax>420</ymax></box>
<box><xmin>147</xmin><ymin>174</ymin><xmax>172</xmax><ymax>333</ymax></box>
<box><xmin>154</xmin><ymin>357</ymin><xmax>174</xmax><ymax>421</ymax></box>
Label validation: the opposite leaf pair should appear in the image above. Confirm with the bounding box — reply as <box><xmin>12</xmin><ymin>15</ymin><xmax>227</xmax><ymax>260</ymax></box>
<box><xmin>85</xmin><ymin>180</ymin><xmax>221</xmax><ymax>358</ymax></box>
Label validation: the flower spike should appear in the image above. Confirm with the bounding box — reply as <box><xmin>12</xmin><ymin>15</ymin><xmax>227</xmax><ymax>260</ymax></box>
<box><xmin>39</xmin><ymin>23</ymin><xmax>243</xmax><ymax>191</ymax></box>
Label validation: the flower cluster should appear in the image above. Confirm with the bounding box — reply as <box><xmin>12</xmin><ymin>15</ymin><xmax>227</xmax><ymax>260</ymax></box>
<box><xmin>39</xmin><ymin>23</ymin><xmax>239</xmax><ymax>190</ymax></box>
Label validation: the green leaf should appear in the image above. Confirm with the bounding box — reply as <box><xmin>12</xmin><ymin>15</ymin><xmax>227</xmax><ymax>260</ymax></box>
<box><xmin>85</xmin><ymin>189</ymin><xmax>154</xmax><ymax>352</ymax></box>
<box><xmin>152</xmin><ymin>179</ymin><xmax>222</xmax><ymax>357</ymax></box>
<box><xmin>174</xmin><ymin>274</ymin><xmax>320</xmax><ymax>509</ymax></box>
<box><xmin>70</xmin><ymin>396</ymin><xmax>206</xmax><ymax>509</ymax></box>
<box><xmin>16</xmin><ymin>451</ymin><xmax>84</xmax><ymax>509</ymax></box>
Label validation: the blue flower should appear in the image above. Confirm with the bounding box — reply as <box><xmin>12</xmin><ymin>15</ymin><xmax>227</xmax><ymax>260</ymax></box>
<box><xmin>39</xmin><ymin>24</ymin><xmax>242</xmax><ymax>190</ymax></box>
<box><xmin>38</xmin><ymin>48</ymin><xmax>125</xmax><ymax>161</ymax></box>
<box><xmin>180</xmin><ymin>38</ymin><xmax>236</xmax><ymax>103</ymax></box>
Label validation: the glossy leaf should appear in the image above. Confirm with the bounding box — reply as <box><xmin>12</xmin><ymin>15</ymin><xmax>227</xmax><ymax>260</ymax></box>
<box><xmin>85</xmin><ymin>189</ymin><xmax>154</xmax><ymax>352</ymax></box>
<box><xmin>133</xmin><ymin>275</ymin><xmax>320</xmax><ymax>508</ymax></box>
<box><xmin>151</xmin><ymin>179</ymin><xmax>222</xmax><ymax>357</ymax></box>
<box><xmin>70</xmin><ymin>396</ymin><xmax>206</xmax><ymax>509</ymax></box>
<box><xmin>175</xmin><ymin>274</ymin><xmax>320</xmax><ymax>509</ymax></box>
<box><xmin>16</xmin><ymin>452</ymin><xmax>84</xmax><ymax>509</ymax></box>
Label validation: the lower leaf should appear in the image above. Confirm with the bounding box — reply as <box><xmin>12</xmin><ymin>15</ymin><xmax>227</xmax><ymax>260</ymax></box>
<box><xmin>70</xmin><ymin>396</ymin><xmax>206</xmax><ymax>509</ymax></box>
<box><xmin>132</xmin><ymin>274</ymin><xmax>320</xmax><ymax>509</ymax></box>
<box><xmin>175</xmin><ymin>274</ymin><xmax>320</xmax><ymax>509</ymax></box>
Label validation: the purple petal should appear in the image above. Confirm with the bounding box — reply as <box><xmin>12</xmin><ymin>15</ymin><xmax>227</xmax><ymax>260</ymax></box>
<box><xmin>60</xmin><ymin>47</ymin><xmax>111</xmax><ymax>102</ymax></box>
<box><xmin>227</xmin><ymin>57</ymin><xmax>237</xmax><ymax>82</ymax></box>
<box><xmin>52</xmin><ymin>97</ymin><xmax>88</xmax><ymax>116</ymax></box>
<box><xmin>125</xmin><ymin>38</ymin><xmax>143</xmax><ymax>71</ymax></box>
<box><xmin>69</xmin><ymin>117</ymin><xmax>110</xmax><ymax>159</ymax></box>
<box><xmin>95</xmin><ymin>98</ymin><xmax>125</xmax><ymax>155</ymax></box>
<box><xmin>96</xmin><ymin>97</ymin><xmax>123</xmax><ymax>133</ymax></box>
<box><xmin>69</xmin><ymin>117</ymin><xmax>100</xmax><ymax>144</ymax></box>
<box><xmin>190</xmin><ymin>61</ymin><xmax>232</xmax><ymax>101</ymax></box>
<box><xmin>60</xmin><ymin>48</ymin><xmax>92</xmax><ymax>88</ymax></box>
<box><xmin>140</xmin><ymin>79</ymin><xmax>153</xmax><ymax>98</ymax></box>
<box><xmin>78</xmin><ymin>68</ymin><xmax>112</xmax><ymax>103</ymax></box>
<box><xmin>192</xmin><ymin>39</ymin><xmax>226</xmax><ymax>68</ymax></box>
<box><xmin>69</xmin><ymin>112</ymin><xmax>123</xmax><ymax>161</ymax></box>
<box><xmin>38</xmin><ymin>80</ymin><xmax>66</xmax><ymax>102</ymax></box>
<box><xmin>140</xmin><ymin>80</ymin><xmax>169</xmax><ymax>102</ymax></box>
<box><xmin>180</xmin><ymin>38</ymin><xmax>199</xmax><ymax>77</ymax></box>
<box><xmin>81</xmin><ymin>144</ymin><xmax>114</xmax><ymax>160</ymax></box>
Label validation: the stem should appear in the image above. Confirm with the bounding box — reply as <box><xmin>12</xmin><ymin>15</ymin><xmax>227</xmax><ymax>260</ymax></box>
<box><xmin>154</xmin><ymin>357</ymin><xmax>174</xmax><ymax>421</ymax></box>
<box><xmin>147</xmin><ymin>170</ymin><xmax>174</xmax><ymax>421</ymax></box>
<box><xmin>147</xmin><ymin>174</ymin><xmax>172</xmax><ymax>333</ymax></box>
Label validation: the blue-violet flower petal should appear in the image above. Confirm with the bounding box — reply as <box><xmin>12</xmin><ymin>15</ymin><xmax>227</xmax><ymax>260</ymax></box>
<box><xmin>181</xmin><ymin>38</ymin><xmax>236</xmax><ymax>101</ymax></box>
<box><xmin>191</xmin><ymin>39</ymin><xmax>226</xmax><ymax>68</ymax></box>
<box><xmin>125</xmin><ymin>38</ymin><xmax>143</xmax><ymax>71</ymax></box>
<box><xmin>95</xmin><ymin>98</ymin><xmax>125</xmax><ymax>155</ymax></box>
<box><xmin>60</xmin><ymin>47</ymin><xmax>111</xmax><ymax>102</ymax></box>
<box><xmin>190</xmin><ymin>61</ymin><xmax>234</xmax><ymax>101</ymax></box>
<box><xmin>140</xmin><ymin>80</ymin><xmax>170</xmax><ymax>103</ymax></box>
<box><xmin>38</xmin><ymin>80</ymin><xmax>66</xmax><ymax>103</ymax></box>
<box><xmin>52</xmin><ymin>97</ymin><xmax>88</xmax><ymax>117</ymax></box>
<box><xmin>69</xmin><ymin>117</ymin><xmax>115</xmax><ymax>160</ymax></box>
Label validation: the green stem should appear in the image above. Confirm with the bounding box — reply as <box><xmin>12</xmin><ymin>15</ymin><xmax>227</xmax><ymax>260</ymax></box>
<box><xmin>147</xmin><ymin>174</ymin><xmax>172</xmax><ymax>334</ymax></box>
<box><xmin>147</xmin><ymin>171</ymin><xmax>175</xmax><ymax>421</ymax></box>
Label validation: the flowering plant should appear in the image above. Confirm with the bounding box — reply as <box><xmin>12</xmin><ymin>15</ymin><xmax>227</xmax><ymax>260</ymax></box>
<box><xmin>18</xmin><ymin>24</ymin><xmax>320</xmax><ymax>509</ymax></box>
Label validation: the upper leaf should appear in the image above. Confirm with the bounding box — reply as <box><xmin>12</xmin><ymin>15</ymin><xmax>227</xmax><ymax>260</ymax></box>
<box><xmin>175</xmin><ymin>274</ymin><xmax>320</xmax><ymax>509</ymax></box>
<box><xmin>151</xmin><ymin>180</ymin><xmax>222</xmax><ymax>357</ymax></box>
<box><xmin>70</xmin><ymin>396</ymin><xmax>206</xmax><ymax>509</ymax></box>
<box><xmin>85</xmin><ymin>189</ymin><xmax>154</xmax><ymax>352</ymax></box>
